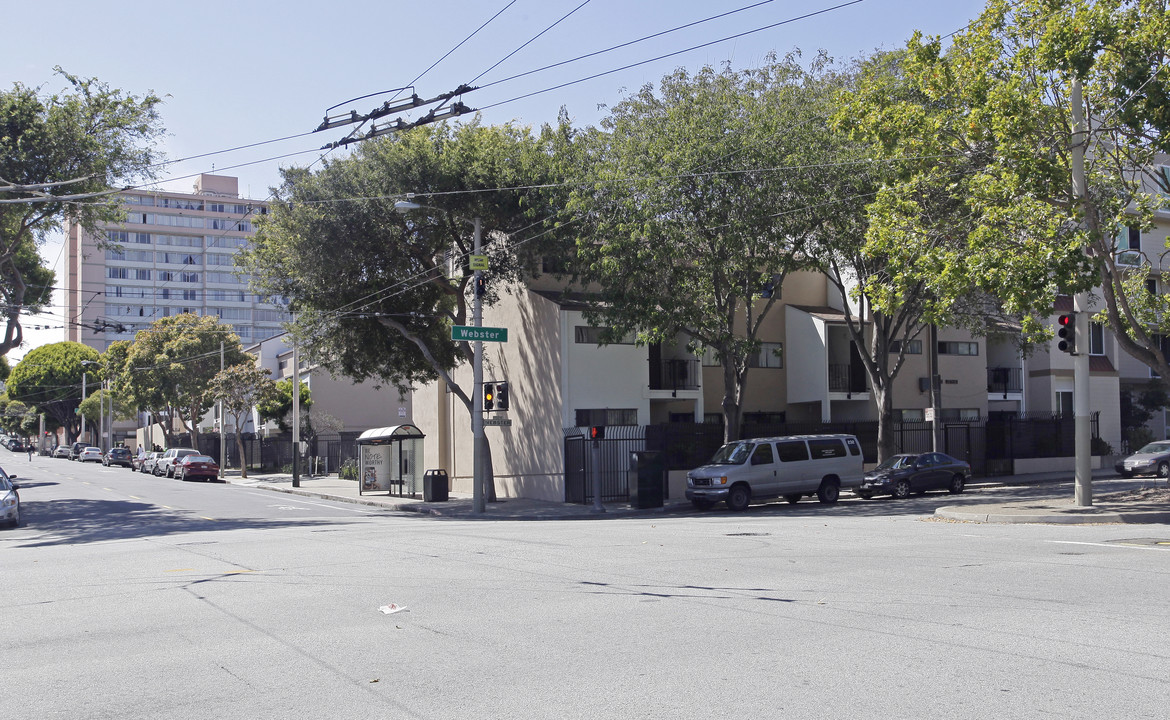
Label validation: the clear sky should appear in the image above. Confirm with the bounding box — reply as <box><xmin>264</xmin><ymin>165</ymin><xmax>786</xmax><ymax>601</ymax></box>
<box><xmin>1</xmin><ymin>0</ymin><xmax>989</xmax><ymax>361</ymax></box>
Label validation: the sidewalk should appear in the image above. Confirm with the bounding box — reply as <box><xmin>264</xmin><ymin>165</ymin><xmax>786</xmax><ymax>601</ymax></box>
<box><xmin>227</xmin><ymin>469</ymin><xmax>1170</xmax><ymax>524</ymax></box>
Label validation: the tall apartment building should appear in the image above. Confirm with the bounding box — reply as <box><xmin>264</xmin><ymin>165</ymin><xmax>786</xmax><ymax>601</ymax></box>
<box><xmin>63</xmin><ymin>174</ymin><xmax>287</xmax><ymax>351</ymax></box>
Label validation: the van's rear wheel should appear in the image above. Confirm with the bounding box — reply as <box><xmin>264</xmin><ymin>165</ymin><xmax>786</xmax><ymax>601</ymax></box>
<box><xmin>725</xmin><ymin>485</ymin><xmax>751</xmax><ymax>512</ymax></box>
<box><xmin>816</xmin><ymin>481</ymin><xmax>840</xmax><ymax>504</ymax></box>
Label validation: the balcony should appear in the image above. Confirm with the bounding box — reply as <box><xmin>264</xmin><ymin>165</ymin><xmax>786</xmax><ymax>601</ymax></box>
<box><xmin>828</xmin><ymin>363</ymin><xmax>868</xmax><ymax>394</ymax></box>
<box><xmin>649</xmin><ymin>358</ymin><xmax>699</xmax><ymax>391</ymax></box>
<box><xmin>987</xmin><ymin>367</ymin><xmax>1023</xmax><ymax>397</ymax></box>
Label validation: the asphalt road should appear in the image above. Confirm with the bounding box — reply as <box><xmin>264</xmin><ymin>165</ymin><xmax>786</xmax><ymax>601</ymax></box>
<box><xmin>4</xmin><ymin>452</ymin><xmax>1169</xmax><ymax>719</ymax></box>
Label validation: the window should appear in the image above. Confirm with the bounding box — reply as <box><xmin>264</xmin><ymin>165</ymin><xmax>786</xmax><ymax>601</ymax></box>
<box><xmin>939</xmin><ymin>408</ymin><xmax>981</xmax><ymax>422</ymax></box>
<box><xmin>155</xmin><ymin>234</ymin><xmax>202</xmax><ymax>247</ymax></box>
<box><xmin>211</xmin><ymin>235</ymin><xmax>249</xmax><ymax>249</ymax></box>
<box><xmin>1089</xmin><ymin>322</ymin><xmax>1105</xmax><ymax>355</ymax></box>
<box><xmin>146</xmin><ymin>213</ymin><xmax>204</xmax><ymax>228</ymax></box>
<box><xmin>889</xmin><ymin>339</ymin><xmax>922</xmax><ymax>354</ymax></box>
<box><xmin>1148</xmin><ymin>278</ymin><xmax>1159</xmax><ymax>295</ymax></box>
<box><xmin>844</xmin><ymin>437</ymin><xmax>861</xmax><ymax>456</ymax></box>
<box><xmin>205</xmin><ymin>272</ymin><xmax>241</xmax><ymax>284</ymax></box>
<box><xmin>206</xmin><ymin>253</ymin><xmax>235</xmax><ymax>267</ymax></box>
<box><xmin>254</xmin><ymin>309</ymin><xmax>289</xmax><ymax>322</ymax></box>
<box><xmin>106</xmin><ymin>249</ymin><xmax>152</xmax><ymax>262</ymax></box>
<box><xmin>807</xmin><ymin>438</ymin><xmax>846</xmax><ymax>459</ymax></box>
<box><xmin>1116</xmin><ymin>225</ymin><xmax>1142</xmax><ymax>265</ymax></box>
<box><xmin>898</xmin><ymin>409</ymin><xmax>925</xmax><ymax>422</ymax></box>
<box><xmin>574</xmin><ymin>326</ymin><xmax>634</xmax><ymax>344</ymax></box>
<box><xmin>214</xmin><ymin>307</ymin><xmax>251</xmax><ymax>321</ymax></box>
<box><xmin>122</xmin><ymin>194</ymin><xmax>155</xmax><ymax>206</ymax></box>
<box><xmin>156</xmin><ymin>197</ymin><xmax>203</xmax><ymax>210</ymax></box>
<box><xmin>134</xmin><ymin>269</ymin><xmax>151</xmax><ymax>281</ymax></box>
<box><xmin>182</xmin><ymin>289</ymin><xmax>199</xmax><ymax>301</ymax></box>
<box><xmin>701</xmin><ymin>348</ymin><xmax>720</xmax><ymax>367</ymax></box>
<box><xmin>180</xmin><ymin>272</ymin><xmax>200</xmax><ymax>283</ymax></box>
<box><xmin>1056</xmin><ymin>390</ymin><xmax>1073</xmax><ymax>416</ymax></box>
<box><xmin>207</xmin><ymin>202</ymin><xmax>249</xmax><ymax>214</ymax></box>
<box><xmin>775</xmin><ymin>440</ymin><xmax>809</xmax><ymax>462</ymax></box>
<box><xmin>938</xmin><ymin>341</ymin><xmax>979</xmax><ymax>356</ymax></box>
<box><xmin>750</xmin><ymin>443</ymin><xmax>774</xmax><ymax>466</ymax></box>
<box><xmin>748</xmin><ymin>342</ymin><xmax>783</xmax><ymax>368</ymax></box>
<box><xmin>107</xmin><ymin>268</ymin><xmax>128</xmax><ymax>279</ymax></box>
<box><xmin>106</xmin><ymin>230</ymin><xmax>129</xmax><ymax>244</ymax></box>
<box><xmin>575</xmin><ymin>409</ymin><xmax>638</xmax><ymax>427</ymax></box>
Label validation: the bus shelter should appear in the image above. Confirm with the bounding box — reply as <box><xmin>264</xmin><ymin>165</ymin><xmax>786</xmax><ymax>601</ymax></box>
<box><xmin>356</xmin><ymin>424</ymin><xmax>425</xmax><ymax>497</ymax></box>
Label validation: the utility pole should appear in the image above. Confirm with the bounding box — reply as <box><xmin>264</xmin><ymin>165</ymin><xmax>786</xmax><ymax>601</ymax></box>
<box><xmin>471</xmin><ymin>217</ymin><xmax>485</xmax><ymax>514</ymax></box>
<box><xmin>80</xmin><ymin>372</ymin><xmax>87</xmax><ymax>444</ymax></box>
<box><xmin>1071</xmin><ymin>78</ymin><xmax>1093</xmax><ymax>507</ymax></box>
<box><xmin>292</xmin><ymin>343</ymin><xmax>300</xmax><ymax>488</ymax></box>
<box><xmin>219</xmin><ymin>342</ymin><xmax>225</xmax><ymax>479</ymax></box>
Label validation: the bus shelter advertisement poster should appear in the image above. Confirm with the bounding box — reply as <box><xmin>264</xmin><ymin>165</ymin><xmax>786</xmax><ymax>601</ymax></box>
<box><xmin>361</xmin><ymin>445</ymin><xmax>390</xmax><ymax>492</ymax></box>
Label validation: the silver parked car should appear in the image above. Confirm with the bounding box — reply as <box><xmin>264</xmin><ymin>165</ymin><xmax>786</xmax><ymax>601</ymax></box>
<box><xmin>1115</xmin><ymin>441</ymin><xmax>1170</xmax><ymax>478</ymax></box>
<box><xmin>1</xmin><ymin>468</ymin><xmax>21</xmax><ymax>528</ymax></box>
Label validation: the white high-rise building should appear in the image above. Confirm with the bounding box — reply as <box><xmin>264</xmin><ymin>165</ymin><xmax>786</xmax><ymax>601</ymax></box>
<box><xmin>64</xmin><ymin>174</ymin><xmax>287</xmax><ymax>350</ymax></box>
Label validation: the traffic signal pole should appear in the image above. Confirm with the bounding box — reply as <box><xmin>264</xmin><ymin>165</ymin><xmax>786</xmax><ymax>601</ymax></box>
<box><xmin>1071</xmin><ymin>78</ymin><xmax>1092</xmax><ymax>507</ymax></box>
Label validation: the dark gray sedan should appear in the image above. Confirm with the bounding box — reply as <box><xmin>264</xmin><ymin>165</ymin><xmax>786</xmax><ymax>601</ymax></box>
<box><xmin>856</xmin><ymin>452</ymin><xmax>970</xmax><ymax>499</ymax></box>
<box><xmin>1115</xmin><ymin>441</ymin><xmax>1170</xmax><ymax>478</ymax></box>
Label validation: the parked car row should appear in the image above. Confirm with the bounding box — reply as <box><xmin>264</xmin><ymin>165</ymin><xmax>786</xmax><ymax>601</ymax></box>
<box><xmin>2</xmin><ymin>436</ymin><xmax>26</xmax><ymax>452</ymax></box>
<box><xmin>686</xmin><ymin>435</ymin><xmax>972</xmax><ymax>512</ymax></box>
<box><xmin>136</xmin><ymin>448</ymin><xmax>219</xmax><ymax>481</ymax></box>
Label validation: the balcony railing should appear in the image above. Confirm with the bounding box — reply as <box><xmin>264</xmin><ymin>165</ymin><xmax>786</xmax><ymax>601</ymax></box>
<box><xmin>829</xmin><ymin>364</ymin><xmax>868</xmax><ymax>394</ymax></box>
<box><xmin>649</xmin><ymin>358</ymin><xmax>699</xmax><ymax>391</ymax></box>
<box><xmin>987</xmin><ymin>367</ymin><xmax>1023</xmax><ymax>395</ymax></box>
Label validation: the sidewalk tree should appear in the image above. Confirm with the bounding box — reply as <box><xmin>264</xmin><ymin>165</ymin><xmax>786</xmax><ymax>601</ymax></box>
<box><xmin>843</xmin><ymin>0</ymin><xmax>1170</xmax><ymax>381</ymax></box>
<box><xmin>255</xmin><ymin>378</ymin><xmax>312</xmax><ymax>434</ymax></box>
<box><xmin>566</xmin><ymin>54</ymin><xmax>852</xmax><ymax>442</ymax></box>
<box><xmin>5</xmin><ymin>341</ymin><xmax>100</xmax><ymax>441</ymax></box>
<box><xmin>0</xmin><ymin>69</ymin><xmax>163</xmax><ymax>357</ymax></box>
<box><xmin>113</xmin><ymin>314</ymin><xmax>251</xmax><ymax>449</ymax></box>
<box><xmin>241</xmin><ymin>119</ymin><xmax>561</xmax><ymax>495</ymax></box>
<box><xmin>208</xmin><ymin>364</ymin><xmax>277</xmax><ymax>479</ymax></box>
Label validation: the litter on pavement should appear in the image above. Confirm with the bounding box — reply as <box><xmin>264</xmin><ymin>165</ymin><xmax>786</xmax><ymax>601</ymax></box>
<box><xmin>378</xmin><ymin>603</ymin><xmax>408</xmax><ymax>614</ymax></box>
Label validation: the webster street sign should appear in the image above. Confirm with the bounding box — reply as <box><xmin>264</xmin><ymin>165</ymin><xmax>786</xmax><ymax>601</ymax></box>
<box><xmin>483</xmin><ymin>417</ymin><xmax>512</xmax><ymax>427</ymax></box>
<box><xmin>451</xmin><ymin>325</ymin><xmax>508</xmax><ymax>342</ymax></box>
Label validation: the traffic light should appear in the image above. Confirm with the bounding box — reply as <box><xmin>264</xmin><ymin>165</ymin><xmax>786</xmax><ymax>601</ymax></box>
<box><xmin>589</xmin><ymin>425</ymin><xmax>605</xmax><ymax>440</ymax></box>
<box><xmin>483</xmin><ymin>382</ymin><xmax>495</xmax><ymax>411</ymax></box>
<box><xmin>495</xmin><ymin>382</ymin><xmax>509</xmax><ymax>411</ymax></box>
<box><xmin>1057</xmin><ymin>313</ymin><xmax>1076</xmax><ymax>354</ymax></box>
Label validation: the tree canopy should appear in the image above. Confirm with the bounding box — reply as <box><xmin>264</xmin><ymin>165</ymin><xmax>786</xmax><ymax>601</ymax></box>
<box><xmin>6</xmin><ymin>341</ymin><xmax>100</xmax><ymax>441</ymax></box>
<box><xmin>112</xmin><ymin>314</ymin><xmax>251</xmax><ymax>448</ymax></box>
<box><xmin>208</xmin><ymin>363</ymin><xmax>277</xmax><ymax>478</ymax></box>
<box><xmin>0</xmin><ymin>69</ymin><xmax>164</xmax><ymax>357</ymax></box>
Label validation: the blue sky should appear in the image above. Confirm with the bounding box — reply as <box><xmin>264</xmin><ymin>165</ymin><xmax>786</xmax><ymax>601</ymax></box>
<box><xmin>2</xmin><ymin>0</ymin><xmax>989</xmax><ymax>359</ymax></box>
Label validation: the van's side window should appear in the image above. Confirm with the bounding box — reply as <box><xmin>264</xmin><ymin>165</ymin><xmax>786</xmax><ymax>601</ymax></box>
<box><xmin>807</xmin><ymin>438</ymin><xmax>846</xmax><ymax>459</ymax></box>
<box><xmin>776</xmin><ymin>441</ymin><xmax>810</xmax><ymax>462</ymax></box>
<box><xmin>845</xmin><ymin>437</ymin><xmax>861</xmax><ymax>456</ymax></box>
<box><xmin>750</xmin><ymin>443</ymin><xmax>775</xmax><ymax>466</ymax></box>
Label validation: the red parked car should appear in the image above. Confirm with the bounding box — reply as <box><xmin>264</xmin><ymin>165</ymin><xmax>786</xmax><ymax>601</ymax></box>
<box><xmin>175</xmin><ymin>454</ymin><xmax>220</xmax><ymax>482</ymax></box>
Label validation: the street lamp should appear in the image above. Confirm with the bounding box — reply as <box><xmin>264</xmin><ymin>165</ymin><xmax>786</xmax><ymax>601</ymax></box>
<box><xmin>394</xmin><ymin>198</ymin><xmax>486</xmax><ymax>514</ymax></box>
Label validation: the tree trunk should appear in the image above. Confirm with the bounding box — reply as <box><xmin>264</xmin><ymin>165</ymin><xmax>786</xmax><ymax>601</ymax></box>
<box><xmin>875</xmin><ymin>385</ymin><xmax>897</xmax><ymax>463</ymax></box>
<box><xmin>236</xmin><ymin>433</ymin><xmax>247</xmax><ymax>479</ymax></box>
<box><xmin>721</xmin><ymin>361</ymin><xmax>745</xmax><ymax>443</ymax></box>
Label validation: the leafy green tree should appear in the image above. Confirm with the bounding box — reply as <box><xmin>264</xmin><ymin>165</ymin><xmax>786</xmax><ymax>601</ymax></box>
<box><xmin>6</xmin><ymin>341</ymin><xmax>100</xmax><ymax>441</ymax></box>
<box><xmin>114</xmin><ymin>314</ymin><xmax>250</xmax><ymax>449</ymax></box>
<box><xmin>241</xmin><ymin>119</ymin><xmax>560</xmax><ymax>493</ymax></box>
<box><xmin>78</xmin><ymin>388</ymin><xmax>135</xmax><ymax>427</ymax></box>
<box><xmin>846</xmin><ymin>0</ymin><xmax>1170</xmax><ymax>380</ymax></box>
<box><xmin>0</xmin><ymin>69</ymin><xmax>163</xmax><ymax>357</ymax></box>
<box><xmin>255</xmin><ymin>378</ymin><xmax>312</xmax><ymax>434</ymax></box>
<box><xmin>208</xmin><ymin>364</ymin><xmax>277</xmax><ymax>479</ymax></box>
<box><xmin>566</xmin><ymin>55</ymin><xmax>844</xmax><ymax>441</ymax></box>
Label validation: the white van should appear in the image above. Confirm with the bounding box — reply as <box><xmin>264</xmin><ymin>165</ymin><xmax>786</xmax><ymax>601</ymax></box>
<box><xmin>685</xmin><ymin>434</ymin><xmax>864</xmax><ymax>511</ymax></box>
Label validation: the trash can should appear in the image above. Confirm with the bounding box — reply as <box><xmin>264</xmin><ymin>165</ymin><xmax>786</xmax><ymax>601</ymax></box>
<box><xmin>423</xmin><ymin>469</ymin><xmax>449</xmax><ymax>502</ymax></box>
<box><xmin>629</xmin><ymin>451</ymin><xmax>664</xmax><ymax>509</ymax></box>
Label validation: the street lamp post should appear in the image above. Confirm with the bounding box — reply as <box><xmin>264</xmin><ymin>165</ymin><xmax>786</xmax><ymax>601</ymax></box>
<box><xmin>395</xmin><ymin>199</ymin><xmax>485</xmax><ymax>513</ymax></box>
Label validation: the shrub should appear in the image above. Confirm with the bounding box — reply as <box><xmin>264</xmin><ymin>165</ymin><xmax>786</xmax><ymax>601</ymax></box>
<box><xmin>339</xmin><ymin>458</ymin><xmax>359</xmax><ymax>481</ymax></box>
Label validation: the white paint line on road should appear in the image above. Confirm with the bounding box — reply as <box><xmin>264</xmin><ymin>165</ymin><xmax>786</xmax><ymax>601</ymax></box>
<box><xmin>1047</xmin><ymin>540</ymin><xmax>1170</xmax><ymax>553</ymax></box>
<box><xmin>243</xmin><ymin>491</ymin><xmax>381</xmax><ymax>515</ymax></box>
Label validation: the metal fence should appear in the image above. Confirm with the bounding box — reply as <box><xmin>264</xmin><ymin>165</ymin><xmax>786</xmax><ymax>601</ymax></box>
<box><xmin>192</xmin><ymin>432</ymin><xmax>361</xmax><ymax>475</ymax></box>
<box><xmin>564</xmin><ymin>413</ymin><xmax>1104</xmax><ymax>503</ymax></box>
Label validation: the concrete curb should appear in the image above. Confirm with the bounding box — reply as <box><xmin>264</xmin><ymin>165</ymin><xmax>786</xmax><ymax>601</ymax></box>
<box><xmin>935</xmin><ymin>505</ymin><xmax>1170</xmax><ymax>524</ymax></box>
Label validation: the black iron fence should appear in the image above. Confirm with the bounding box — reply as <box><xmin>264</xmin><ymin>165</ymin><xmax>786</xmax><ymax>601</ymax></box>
<box><xmin>564</xmin><ymin>413</ymin><xmax>1104</xmax><ymax>503</ymax></box>
<box><xmin>192</xmin><ymin>432</ymin><xmax>361</xmax><ymax>475</ymax></box>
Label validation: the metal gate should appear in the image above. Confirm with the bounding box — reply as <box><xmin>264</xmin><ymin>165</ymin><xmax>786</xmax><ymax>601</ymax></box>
<box><xmin>563</xmin><ymin>430</ymin><xmax>640</xmax><ymax>504</ymax></box>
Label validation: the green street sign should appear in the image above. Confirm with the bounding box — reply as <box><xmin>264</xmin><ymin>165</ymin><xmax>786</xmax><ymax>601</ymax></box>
<box><xmin>452</xmin><ymin>325</ymin><xmax>508</xmax><ymax>343</ymax></box>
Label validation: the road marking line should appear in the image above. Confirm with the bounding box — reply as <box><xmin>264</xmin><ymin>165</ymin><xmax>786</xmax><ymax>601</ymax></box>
<box><xmin>165</xmin><ymin>568</ymin><xmax>194</xmax><ymax>572</ymax></box>
<box><xmin>1048</xmin><ymin>540</ymin><xmax>1170</xmax><ymax>553</ymax></box>
<box><xmin>129</xmin><ymin>495</ymin><xmax>141</xmax><ymax>499</ymax></box>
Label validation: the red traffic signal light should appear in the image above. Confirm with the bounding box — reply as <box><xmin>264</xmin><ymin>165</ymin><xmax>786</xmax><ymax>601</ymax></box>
<box><xmin>1057</xmin><ymin>313</ymin><xmax>1076</xmax><ymax>354</ymax></box>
